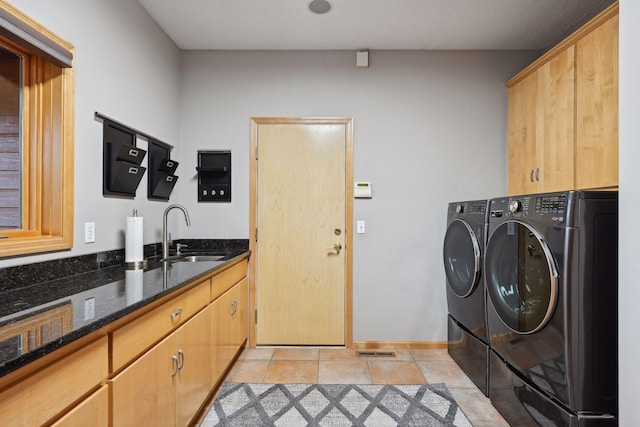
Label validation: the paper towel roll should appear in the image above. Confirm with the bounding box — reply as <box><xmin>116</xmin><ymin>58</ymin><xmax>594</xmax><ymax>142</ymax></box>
<box><xmin>125</xmin><ymin>269</ymin><xmax>144</xmax><ymax>305</ymax></box>
<box><xmin>125</xmin><ymin>215</ymin><xmax>144</xmax><ymax>262</ymax></box>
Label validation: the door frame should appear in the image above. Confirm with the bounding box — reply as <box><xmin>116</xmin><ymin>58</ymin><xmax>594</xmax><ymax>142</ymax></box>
<box><xmin>249</xmin><ymin>117</ymin><xmax>354</xmax><ymax>348</ymax></box>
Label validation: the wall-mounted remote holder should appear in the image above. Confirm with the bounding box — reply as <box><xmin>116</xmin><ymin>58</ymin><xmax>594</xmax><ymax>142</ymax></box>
<box><xmin>102</xmin><ymin>120</ymin><xmax>146</xmax><ymax>198</ymax></box>
<box><xmin>148</xmin><ymin>140</ymin><xmax>178</xmax><ymax>200</ymax></box>
<box><xmin>196</xmin><ymin>150</ymin><xmax>231</xmax><ymax>202</ymax></box>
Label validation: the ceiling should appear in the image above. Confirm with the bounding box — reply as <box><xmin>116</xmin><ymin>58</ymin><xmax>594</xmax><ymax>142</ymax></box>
<box><xmin>137</xmin><ymin>0</ymin><xmax>615</xmax><ymax>51</ymax></box>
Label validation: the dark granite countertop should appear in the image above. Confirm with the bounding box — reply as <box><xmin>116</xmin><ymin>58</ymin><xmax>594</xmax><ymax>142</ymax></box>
<box><xmin>0</xmin><ymin>247</ymin><xmax>249</xmax><ymax>379</ymax></box>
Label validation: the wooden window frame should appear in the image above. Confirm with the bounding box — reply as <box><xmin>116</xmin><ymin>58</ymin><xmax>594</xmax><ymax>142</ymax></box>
<box><xmin>0</xmin><ymin>2</ymin><xmax>74</xmax><ymax>258</ymax></box>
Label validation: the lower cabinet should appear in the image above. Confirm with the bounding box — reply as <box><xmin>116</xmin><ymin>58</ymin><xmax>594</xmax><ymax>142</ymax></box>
<box><xmin>0</xmin><ymin>257</ymin><xmax>249</xmax><ymax>426</ymax></box>
<box><xmin>111</xmin><ymin>307</ymin><xmax>212</xmax><ymax>427</ymax></box>
<box><xmin>211</xmin><ymin>277</ymin><xmax>248</xmax><ymax>385</ymax></box>
<box><xmin>0</xmin><ymin>336</ymin><xmax>108</xmax><ymax>427</ymax></box>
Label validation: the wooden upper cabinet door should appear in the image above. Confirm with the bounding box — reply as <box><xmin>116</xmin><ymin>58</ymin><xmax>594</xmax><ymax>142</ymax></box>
<box><xmin>507</xmin><ymin>71</ymin><xmax>539</xmax><ymax>195</ymax></box>
<box><xmin>576</xmin><ymin>13</ymin><xmax>619</xmax><ymax>189</ymax></box>
<box><xmin>507</xmin><ymin>47</ymin><xmax>575</xmax><ymax>195</ymax></box>
<box><xmin>536</xmin><ymin>46</ymin><xmax>575</xmax><ymax>193</ymax></box>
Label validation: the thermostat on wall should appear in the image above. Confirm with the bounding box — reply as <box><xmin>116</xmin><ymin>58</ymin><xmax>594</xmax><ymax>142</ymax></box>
<box><xmin>354</xmin><ymin>182</ymin><xmax>372</xmax><ymax>198</ymax></box>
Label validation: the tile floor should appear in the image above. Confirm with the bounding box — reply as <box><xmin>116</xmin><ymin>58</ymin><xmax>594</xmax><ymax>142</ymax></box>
<box><xmin>204</xmin><ymin>347</ymin><xmax>508</xmax><ymax>426</ymax></box>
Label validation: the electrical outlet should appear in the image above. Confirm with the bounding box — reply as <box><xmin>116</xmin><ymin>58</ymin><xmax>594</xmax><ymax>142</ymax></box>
<box><xmin>84</xmin><ymin>297</ymin><xmax>95</xmax><ymax>320</ymax></box>
<box><xmin>84</xmin><ymin>222</ymin><xmax>95</xmax><ymax>243</ymax></box>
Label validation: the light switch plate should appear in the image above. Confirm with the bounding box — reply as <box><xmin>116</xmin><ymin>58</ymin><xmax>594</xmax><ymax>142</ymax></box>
<box><xmin>357</xmin><ymin>220</ymin><xmax>366</xmax><ymax>234</ymax></box>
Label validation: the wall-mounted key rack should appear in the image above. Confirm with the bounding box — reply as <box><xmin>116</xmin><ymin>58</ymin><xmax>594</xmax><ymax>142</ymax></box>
<box><xmin>196</xmin><ymin>150</ymin><xmax>231</xmax><ymax>202</ymax></box>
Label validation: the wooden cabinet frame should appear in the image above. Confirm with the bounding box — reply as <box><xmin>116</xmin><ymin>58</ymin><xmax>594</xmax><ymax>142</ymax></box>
<box><xmin>0</xmin><ymin>1</ymin><xmax>74</xmax><ymax>258</ymax></box>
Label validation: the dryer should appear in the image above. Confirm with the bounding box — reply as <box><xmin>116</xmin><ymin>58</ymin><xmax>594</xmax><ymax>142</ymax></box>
<box><xmin>443</xmin><ymin>200</ymin><xmax>489</xmax><ymax>396</ymax></box>
<box><xmin>485</xmin><ymin>191</ymin><xmax>618</xmax><ymax>426</ymax></box>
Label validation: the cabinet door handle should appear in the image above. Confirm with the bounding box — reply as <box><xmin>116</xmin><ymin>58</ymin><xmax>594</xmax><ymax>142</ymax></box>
<box><xmin>171</xmin><ymin>355</ymin><xmax>179</xmax><ymax>377</ymax></box>
<box><xmin>530</xmin><ymin>169</ymin><xmax>534</xmax><ymax>182</ymax></box>
<box><xmin>170</xmin><ymin>308</ymin><xmax>183</xmax><ymax>319</ymax></box>
<box><xmin>230</xmin><ymin>300</ymin><xmax>237</xmax><ymax>315</ymax></box>
<box><xmin>535</xmin><ymin>167</ymin><xmax>540</xmax><ymax>181</ymax></box>
<box><xmin>177</xmin><ymin>350</ymin><xmax>185</xmax><ymax>370</ymax></box>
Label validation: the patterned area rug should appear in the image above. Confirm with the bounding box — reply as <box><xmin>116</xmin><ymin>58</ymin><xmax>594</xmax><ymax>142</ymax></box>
<box><xmin>200</xmin><ymin>382</ymin><xmax>472</xmax><ymax>426</ymax></box>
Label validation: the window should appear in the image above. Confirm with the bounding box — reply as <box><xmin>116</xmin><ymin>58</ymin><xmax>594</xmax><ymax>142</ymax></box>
<box><xmin>0</xmin><ymin>45</ymin><xmax>21</xmax><ymax>230</ymax></box>
<box><xmin>0</xmin><ymin>3</ymin><xmax>74</xmax><ymax>258</ymax></box>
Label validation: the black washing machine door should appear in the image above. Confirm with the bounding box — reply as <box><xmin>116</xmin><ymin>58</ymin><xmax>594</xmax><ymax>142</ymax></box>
<box><xmin>443</xmin><ymin>218</ymin><xmax>481</xmax><ymax>298</ymax></box>
<box><xmin>485</xmin><ymin>220</ymin><xmax>558</xmax><ymax>334</ymax></box>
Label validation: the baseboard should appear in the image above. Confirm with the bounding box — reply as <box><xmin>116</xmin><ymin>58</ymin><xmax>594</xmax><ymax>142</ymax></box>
<box><xmin>352</xmin><ymin>341</ymin><xmax>447</xmax><ymax>350</ymax></box>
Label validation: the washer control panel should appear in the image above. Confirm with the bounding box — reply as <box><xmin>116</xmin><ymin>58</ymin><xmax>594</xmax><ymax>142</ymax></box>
<box><xmin>535</xmin><ymin>194</ymin><xmax>567</xmax><ymax>214</ymax></box>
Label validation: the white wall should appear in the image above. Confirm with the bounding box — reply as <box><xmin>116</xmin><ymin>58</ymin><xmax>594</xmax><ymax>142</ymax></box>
<box><xmin>0</xmin><ymin>0</ymin><xmax>181</xmax><ymax>268</ymax></box>
<box><xmin>177</xmin><ymin>50</ymin><xmax>536</xmax><ymax>341</ymax></box>
<box><xmin>618</xmin><ymin>0</ymin><xmax>638</xmax><ymax>424</ymax></box>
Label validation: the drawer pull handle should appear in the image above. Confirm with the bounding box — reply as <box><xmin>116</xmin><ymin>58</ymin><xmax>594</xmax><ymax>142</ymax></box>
<box><xmin>177</xmin><ymin>350</ymin><xmax>185</xmax><ymax>370</ymax></box>
<box><xmin>171</xmin><ymin>355</ymin><xmax>179</xmax><ymax>377</ymax></box>
<box><xmin>170</xmin><ymin>308</ymin><xmax>183</xmax><ymax>319</ymax></box>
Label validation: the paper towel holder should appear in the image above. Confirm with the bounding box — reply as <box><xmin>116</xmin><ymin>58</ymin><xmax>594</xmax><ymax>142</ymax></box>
<box><xmin>125</xmin><ymin>260</ymin><xmax>148</xmax><ymax>270</ymax></box>
<box><xmin>125</xmin><ymin>209</ymin><xmax>148</xmax><ymax>270</ymax></box>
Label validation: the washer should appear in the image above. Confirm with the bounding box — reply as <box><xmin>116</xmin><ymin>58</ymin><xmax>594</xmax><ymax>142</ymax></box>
<box><xmin>485</xmin><ymin>191</ymin><xmax>618</xmax><ymax>426</ymax></box>
<box><xmin>443</xmin><ymin>200</ymin><xmax>489</xmax><ymax>396</ymax></box>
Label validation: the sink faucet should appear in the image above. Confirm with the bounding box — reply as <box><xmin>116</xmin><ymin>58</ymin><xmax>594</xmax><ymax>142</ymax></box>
<box><xmin>162</xmin><ymin>204</ymin><xmax>191</xmax><ymax>260</ymax></box>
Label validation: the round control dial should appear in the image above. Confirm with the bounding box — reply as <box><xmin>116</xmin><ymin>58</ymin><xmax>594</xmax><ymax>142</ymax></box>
<box><xmin>455</xmin><ymin>204</ymin><xmax>464</xmax><ymax>214</ymax></box>
<box><xmin>508</xmin><ymin>200</ymin><xmax>522</xmax><ymax>213</ymax></box>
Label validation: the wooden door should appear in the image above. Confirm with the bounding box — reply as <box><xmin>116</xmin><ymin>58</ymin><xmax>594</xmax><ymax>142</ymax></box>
<box><xmin>575</xmin><ymin>12</ymin><xmax>618</xmax><ymax>189</ymax></box>
<box><xmin>251</xmin><ymin>118</ymin><xmax>352</xmax><ymax>346</ymax></box>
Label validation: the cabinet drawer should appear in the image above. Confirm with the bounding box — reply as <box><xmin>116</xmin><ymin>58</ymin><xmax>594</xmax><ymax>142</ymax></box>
<box><xmin>111</xmin><ymin>280</ymin><xmax>210</xmax><ymax>371</ymax></box>
<box><xmin>212</xmin><ymin>259</ymin><xmax>248</xmax><ymax>300</ymax></box>
<box><xmin>0</xmin><ymin>336</ymin><xmax>108</xmax><ymax>427</ymax></box>
<box><xmin>52</xmin><ymin>384</ymin><xmax>109</xmax><ymax>427</ymax></box>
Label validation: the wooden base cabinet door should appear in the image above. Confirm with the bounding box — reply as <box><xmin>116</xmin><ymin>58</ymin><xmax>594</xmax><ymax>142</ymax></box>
<box><xmin>232</xmin><ymin>278</ymin><xmax>249</xmax><ymax>347</ymax></box>
<box><xmin>111</xmin><ymin>334</ymin><xmax>177</xmax><ymax>427</ymax></box>
<box><xmin>211</xmin><ymin>286</ymin><xmax>237</xmax><ymax>386</ymax></box>
<box><xmin>175</xmin><ymin>307</ymin><xmax>212</xmax><ymax>426</ymax></box>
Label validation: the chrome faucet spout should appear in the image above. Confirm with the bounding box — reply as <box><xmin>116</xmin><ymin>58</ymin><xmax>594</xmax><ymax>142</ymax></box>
<box><xmin>162</xmin><ymin>204</ymin><xmax>191</xmax><ymax>260</ymax></box>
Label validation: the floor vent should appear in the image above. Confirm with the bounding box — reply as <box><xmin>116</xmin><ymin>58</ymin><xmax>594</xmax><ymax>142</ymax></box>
<box><xmin>356</xmin><ymin>351</ymin><xmax>396</xmax><ymax>357</ymax></box>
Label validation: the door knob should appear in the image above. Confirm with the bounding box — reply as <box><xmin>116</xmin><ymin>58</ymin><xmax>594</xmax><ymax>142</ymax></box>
<box><xmin>334</xmin><ymin>243</ymin><xmax>342</xmax><ymax>253</ymax></box>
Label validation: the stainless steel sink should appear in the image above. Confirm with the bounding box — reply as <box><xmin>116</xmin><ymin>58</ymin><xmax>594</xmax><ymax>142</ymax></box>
<box><xmin>174</xmin><ymin>255</ymin><xmax>224</xmax><ymax>262</ymax></box>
